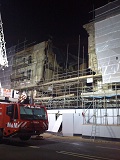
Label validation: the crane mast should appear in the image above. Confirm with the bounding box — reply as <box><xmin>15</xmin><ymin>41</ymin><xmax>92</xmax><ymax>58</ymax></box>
<box><xmin>0</xmin><ymin>13</ymin><xmax>8</xmax><ymax>69</ymax></box>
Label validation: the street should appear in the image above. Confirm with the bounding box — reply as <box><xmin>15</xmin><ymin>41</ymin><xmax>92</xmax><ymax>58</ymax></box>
<box><xmin>0</xmin><ymin>133</ymin><xmax>120</xmax><ymax>160</ymax></box>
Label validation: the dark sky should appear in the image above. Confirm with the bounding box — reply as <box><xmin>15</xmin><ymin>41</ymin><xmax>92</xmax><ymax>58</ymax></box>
<box><xmin>0</xmin><ymin>0</ymin><xmax>114</xmax><ymax>49</ymax></box>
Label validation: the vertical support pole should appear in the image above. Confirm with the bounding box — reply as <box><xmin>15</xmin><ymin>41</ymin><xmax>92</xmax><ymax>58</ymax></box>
<box><xmin>77</xmin><ymin>35</ymin><xmax>80</xmax><ymax>108</ymax></box>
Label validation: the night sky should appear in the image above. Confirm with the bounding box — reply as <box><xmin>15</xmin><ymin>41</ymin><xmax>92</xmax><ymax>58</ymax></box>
<box><xmin>1</xmin><ymin>0</ymin><xmax>115</xmax><ymax>50</ymax></box>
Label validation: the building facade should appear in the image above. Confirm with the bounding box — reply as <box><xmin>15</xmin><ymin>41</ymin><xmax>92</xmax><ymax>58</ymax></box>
<box><xmin>10</xmin><ymin>40</ymin><xmax>60</xmax><ymax>99</ymax></box>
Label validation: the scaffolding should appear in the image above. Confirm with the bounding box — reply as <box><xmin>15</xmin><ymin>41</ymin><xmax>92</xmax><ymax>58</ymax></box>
<box><xmin>5</xmin><ymin>0</ymin><xmax>120</xmax><ymax>140</ymax></box>
<box><xmin>7</xmin><ymin>39</ymin><xmax>120</xmax><ymax>142</ymax></box>
<box><xmin>0</xmin><ymin>40</ymin><xmax>36</xmax><ymax>89</ymax></box>
<box><xmin>33</xmin><ymin>1</ymin><xmax>120</xmax><ymax>140</ymax></box>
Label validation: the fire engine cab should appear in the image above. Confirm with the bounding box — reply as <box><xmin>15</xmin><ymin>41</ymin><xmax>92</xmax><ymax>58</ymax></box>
<box><xmin>0</xmin><ymin>101</ymin><xmax>48</xmax><ymax>141</ymax></box>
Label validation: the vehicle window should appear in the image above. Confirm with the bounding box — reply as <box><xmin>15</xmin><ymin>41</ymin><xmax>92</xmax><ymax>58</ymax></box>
<box><xmin>14</xmin><ymin>106</ymin><xmax>18</xmax><ymax>119</ymax></box>
<box><xmin>20</xmin><ymin>106</ymin><xmax>32</xmax><ymax>115</ymax></box>
<box><xmin>33</xmin><ymin>108</ymin><xmax>47</xmax><ymax>119</ymax></box>
<box><xmin>20</xmin><ymin>105</ymin><xmax>47</xmax><ymax>120</ymax></box>
<box><xmin>6</xmin><ymin>105</ymin><xmax>14</xmax><ymax>118</ymax></box>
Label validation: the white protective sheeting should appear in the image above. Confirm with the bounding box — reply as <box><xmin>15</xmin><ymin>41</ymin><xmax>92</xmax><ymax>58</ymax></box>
<box><xmin>95</xmin><ymin>13</ymin><xmax>120</xmax><ymax>84</ymax></box>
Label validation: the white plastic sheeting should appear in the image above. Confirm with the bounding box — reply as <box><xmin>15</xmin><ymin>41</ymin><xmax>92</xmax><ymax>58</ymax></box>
<box><xmin>95</xmin><ymin>13</ymin><xmax>120</xmax><ymax>84</ymax></box>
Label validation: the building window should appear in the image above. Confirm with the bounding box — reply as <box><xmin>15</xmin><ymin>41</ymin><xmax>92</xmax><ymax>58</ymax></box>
<box><xmin>27</xmin><ymin>69</ymin><xmax>31</xmax><ymax>80</ymax></box>
<box><xmin>21</xmin><ymin>71</ymin><xmax>25</xmax><ymax>76</ymax></box>
<box><xmin>21</xmin><ymin>72</ymin><xmax>25</xmax><ymax>81</ymax></box>
<box><xmin>23</xmin><ymin>57</ymin><xmax>25</xmax><ymax>63</ymax></box>
<box><xmin>28</xmin><ymin>56</ymin><xmax>32</xmax><ymax>64</ymax></box>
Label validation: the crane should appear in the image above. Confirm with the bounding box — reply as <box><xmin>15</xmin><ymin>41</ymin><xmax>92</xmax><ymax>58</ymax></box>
<box><xmin>0</xmin><ymin>13</ymin><xmax>8</xmax><ymax>69</ymax></box>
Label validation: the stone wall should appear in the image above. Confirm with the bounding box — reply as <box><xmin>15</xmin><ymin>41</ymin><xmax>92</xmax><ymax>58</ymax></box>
<box><xmin>83</xmin><ymin>22</ymin><xmax>100</xmax><ymax>74</ymax></box>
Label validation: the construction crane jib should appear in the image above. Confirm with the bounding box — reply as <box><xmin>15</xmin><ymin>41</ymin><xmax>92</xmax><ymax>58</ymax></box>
<box><xmin>0</xmin><ymin>13</ymin><xmax>8</xmax><ymax>69</ymax></box>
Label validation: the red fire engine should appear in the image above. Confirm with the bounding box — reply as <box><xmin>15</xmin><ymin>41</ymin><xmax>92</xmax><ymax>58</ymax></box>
<box><xmin>0</xmin><ymin>102</ymin><xmax>48</xmax><ymax>141</ymax></box>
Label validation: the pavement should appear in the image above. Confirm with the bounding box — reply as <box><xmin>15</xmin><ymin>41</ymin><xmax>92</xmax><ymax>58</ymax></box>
<box><xmin>32</xmin><ymin>132</ymin><xmax>120</xmax><ymax>145</ymax></box>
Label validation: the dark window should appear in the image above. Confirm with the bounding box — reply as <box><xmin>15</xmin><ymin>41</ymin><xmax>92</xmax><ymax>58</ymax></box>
<box><xmin>6</xmin><ymin>105</ymin><xmax>14</xmax><ymax>118</ymax></box>
<box><xmin>21</xmin><ymin>72</ymin><xmax>24</xmax><ymax>76</ymax></box>
<box><xmin>27</xmin><ymin>69</ymin><xmax>31</xmax><ymax>80</ymax></box>
<box><xmin>23</xmin><ymin>57</ymin><xmax>25</xmax><ymax>63</ymax></box>
<box><xmin>28</xmin><ymin>56</ymin><xmax>32</xmax><ymax>64</ymax></box>
<box><xmin>21</xmin><ymin>72</ymin><xmax>25</xmax><ymax>81</ymax></box>
<box><xmin>6</xmin><ymin>105</ymin><xmax>18</xmax><ymax>119</ymax></box>
<box><xmin>14</xmin><ymin>106</ymin><xmax>18</xmax><ymax>119</ymax></box>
